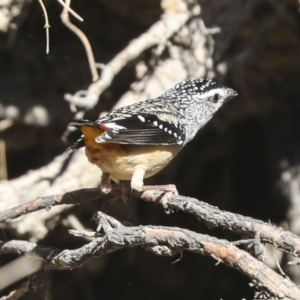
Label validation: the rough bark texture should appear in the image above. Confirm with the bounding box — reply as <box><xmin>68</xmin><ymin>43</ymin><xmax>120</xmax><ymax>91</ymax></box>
<box><xmin>1</xmin><ymin>0</ymin><xmax>300</xmax><ymax>299</ymax></box>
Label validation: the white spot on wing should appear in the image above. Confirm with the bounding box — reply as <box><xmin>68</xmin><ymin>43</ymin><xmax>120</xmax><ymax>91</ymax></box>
<box><xmin>138</xmin><ymin>115</ymin><xmax>145</xmax><ymax>122</ymax></box>
<box><xmin>104</xmin><ymin>122</ymin><xmax>126</xmax><ymax>130</ymax></box>
<box><xmin>109</xmin><ymin>117</ymin><xmax>126</xmax><ymax>121</ymax></box>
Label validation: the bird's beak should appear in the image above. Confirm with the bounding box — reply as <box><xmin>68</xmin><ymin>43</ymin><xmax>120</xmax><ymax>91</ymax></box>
<box><xmin>225</xmin><ymin>88</ymin><xmax>238</xmax><ymax>102</ymax></box>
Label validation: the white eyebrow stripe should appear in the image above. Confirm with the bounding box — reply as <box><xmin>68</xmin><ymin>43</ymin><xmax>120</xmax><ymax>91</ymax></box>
<box><xmin>202</xmin><ymin>87</ymin><xmax>225</xmax><ymax>98</ymax></box>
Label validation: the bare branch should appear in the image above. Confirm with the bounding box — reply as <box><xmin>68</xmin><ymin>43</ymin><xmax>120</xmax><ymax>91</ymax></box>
<box><xmin>64</xmin><ymin>0</ymin><xmax>201</xmax><ymax>109</ymax></box>
<box><xmin>1</xmin><ymin>213</ymin><xmax>299</xmax><ymax>300</ymax></box>
<box><xmin>0</xmin><ymin>140</ymin><xmax>7</xmax><ymax>180</ymax></box>
<box><xmin>0</xmin><ymin>272</ymin><xmax>51</xmax><ymax>300</ymax></box>
<box><xmin>37</xmin><ymin>0</ymin><xmax>50</xmax><ymax>54</ymax></box>
<box><xmin>60</xmin><ymin>0</ymin><xmax>99</xmax><ymax>82</ymax></box>
<box><xmin>1</xmin><ymin>186</ymin><xmax>300</xmax><ymax>259</ymax></box>
<box><xmin>141</xmin><ymin>190</ymin><xmax>300</xmax><ymax>258</ymax></box>
<box><xmin>56</xmin><ymin>0</ymin><xmax>83</xmax><ymax>21</ymax></box>
<box><xmin>0</xmin><ymin>188</ymin><xmax>102</xmax><ymax>222</ymax></box>
<box><xmin>0</xmin><ymin>256</ymin><xmax>42</xmax><ymax>292</ymax></box>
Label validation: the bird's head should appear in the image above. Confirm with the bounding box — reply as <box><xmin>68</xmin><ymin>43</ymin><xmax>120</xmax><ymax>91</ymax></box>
<box><xmin>161</xmin><ymin>78</ymin><xmax>238</xmax><ymax>143</ymax></box>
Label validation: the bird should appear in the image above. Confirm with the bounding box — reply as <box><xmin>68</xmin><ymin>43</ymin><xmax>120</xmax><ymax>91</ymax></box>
<box><xmin>68</xmin><ymin>78</ymin><xmax>237</xmax><ymax>194</ymax></box>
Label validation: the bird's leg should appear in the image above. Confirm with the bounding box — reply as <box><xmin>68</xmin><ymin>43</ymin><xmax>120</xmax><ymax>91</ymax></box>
<box><xmin>120</xmin><ymin>181</ymin><xmax>131</xmax><ymax>203</ymax></box>
<box><xmin>131</xmin><ymin>167</ymin><xmax>145</xmax><ymax>192</ymax></box>
<box><xmin>100</xmin><ymin>172</ymin><xmax>112</xmax><ymax>194</ymax></box>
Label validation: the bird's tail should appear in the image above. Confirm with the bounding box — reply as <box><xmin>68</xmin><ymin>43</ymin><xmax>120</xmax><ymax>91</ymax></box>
<box><xmin>68</xmin><ymin>119</ymin><xmax>95</xmax><ymax>153</ymax></box>
<box><xmin>68</xmin><ymin>119</ymin><xmax>106</xmax><ymax>152</ymax></box>
<box><xmin>68</xmin><ymin>118</ymin><xmax>96</xmax><ymax>128</ymax></box>
<box><xmin>68</xmin><ymin>137</ymin><xmax>85</xmax><ymax>153</ymax></box>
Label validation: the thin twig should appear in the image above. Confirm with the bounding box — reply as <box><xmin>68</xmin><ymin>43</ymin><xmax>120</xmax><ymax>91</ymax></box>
<box><xmin>56</xmin><ymin>0</ymin><xmax>83</xmax><ymax>21</ymax></box>
<box><xmin>64</xmin><ymin>0</ymin><xmax>200</xmax><ymax>108</ymax></box>
<box><xmin>60</xmin><ymin>0</ymin><xmax>99</xmax><ymax>82</ymax></box>
<box><xmin>0</xmin><ymin>140</ymin><xmax>7</xmax><ymax>180</ymax></box>
<box><xmin>68</xmin><ymin>229</ymin><xmax>97</xmax><ymax>239</ymax></box>
<box><xmin>38</xmin><ymin>0</ymin><xmax>50</xmax><ymax>54</ymax></box>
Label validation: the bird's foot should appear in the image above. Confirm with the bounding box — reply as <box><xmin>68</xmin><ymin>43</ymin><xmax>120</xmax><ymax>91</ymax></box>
<box><xmin>142</xmin><ymin>184</ymin><xmax>178</xmax><ymax>214</ymax></box>
<box><xmin>100</xmin><ymin>172</ymin><xmax>112</xmax><ymax>194</ymax></box>
<box><xmin>101</xmin><ymin>186</ymin><xmax>111</xmax><ymax>194</ymax></box>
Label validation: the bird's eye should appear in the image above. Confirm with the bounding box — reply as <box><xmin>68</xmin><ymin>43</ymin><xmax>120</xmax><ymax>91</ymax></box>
<box><xmin>212</xmin><ymin>94</ymin><xmax>219</xmax><ymax>103</ymax></box>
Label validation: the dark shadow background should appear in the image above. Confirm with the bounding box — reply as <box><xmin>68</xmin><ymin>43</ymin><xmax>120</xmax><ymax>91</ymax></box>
<box><xmin>1</xmin><ymin>0</ymin><xmax>300</xmax><ymax>299</ymax></box>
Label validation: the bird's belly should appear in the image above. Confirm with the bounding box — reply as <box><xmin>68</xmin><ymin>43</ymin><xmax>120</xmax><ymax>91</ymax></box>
<box><xmin>85</xmin><ymin>144</ymin><xmax>180</xmax><ymax>182</ymax></box>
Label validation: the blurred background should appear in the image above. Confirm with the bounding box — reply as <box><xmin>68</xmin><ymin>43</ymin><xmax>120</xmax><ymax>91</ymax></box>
<box><xmin>1</xmin><ymin>0</ymin><xmax>300</xmax><ymax>299</ymax></box>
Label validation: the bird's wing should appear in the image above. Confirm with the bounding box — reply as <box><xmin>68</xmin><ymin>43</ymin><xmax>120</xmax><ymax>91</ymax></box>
<box><xmin>95</xmin><ymin>113</ymin><xmax>186</xmax><ymax>145</ymax></box>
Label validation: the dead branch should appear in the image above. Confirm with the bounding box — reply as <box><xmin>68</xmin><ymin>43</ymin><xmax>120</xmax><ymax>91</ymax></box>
<box><xmin>1</xmin><ymin>211</ymin><xmax>299</xmax><ymax>299</ymax></box>
<box><xmin>0</xmin><ymin>0</ymin><xmax>212</xmax><ymax>241</ymax></box>
<box><xmin>0</xmin><ymin>272</ymin><xmax>51</xmax><ymax>300</ymax></box>
<box><xmin>0</xmin><ymin>150</ymin><xmax>101</xmax><ymax>240</ymax></box>
<box><xmin>60</xmin><ymin>0</ymin><xmax>99</xmax><ymax>82</ymax></box>
<box><xmin>1</xmin><ymin>186</ymin><xmax>300</xmax><ymax>260</ymax></box>
<box><xmin>0</xmin><ymin>256</ymin><xmax>42</xmax><ymax>292</ymax></box>
<box><xmin>37</xmin><ymin>0</ymin><xmax>50</xmax><ymax>54</ymax></box>
<box><xmin>142</xmin><ymin>192</ymin><xmax>300</xmax><ymax>258</ymax></box>
<box><xmin>64</xmin><ymin>0</ymin><xmax>201</xmax><ymax>109</ymax></box>
<box><xmin>0</xmin><ymin>188</ymin><xmax>101</xmax><ymax>222</ymax></box>
<box><xmin>57</xmin><ymin>0</ymin><xmax>83</xmax><ymax>21</ymax></box>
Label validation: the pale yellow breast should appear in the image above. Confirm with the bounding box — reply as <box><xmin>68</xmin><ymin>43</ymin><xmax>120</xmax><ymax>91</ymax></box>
<box><xmin>85</xmin><ymin>144</ymin><xmax>180</xmax><ymax>182</ymax></box>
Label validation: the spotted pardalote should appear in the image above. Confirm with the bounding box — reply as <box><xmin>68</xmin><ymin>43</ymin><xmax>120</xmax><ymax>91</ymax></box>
<box><xmin>69</xmin><ymin>78</ymin><xmax>237</xmax><ymax>193</ymax></box>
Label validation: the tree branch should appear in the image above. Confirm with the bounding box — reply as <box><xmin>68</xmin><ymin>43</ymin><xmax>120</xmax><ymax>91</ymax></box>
<box><xmin>141</xmin><ymin>191</ymin><xmax>300</xmax><ymax>257</ymax></box>
<box><xmin>0</xmin><ymin>188</ymin><xmax>102</xmax><ymax>222</ymax></box>
<box><xmin>64</xmin><ymin>0</ymin><xmax>201</xmax><ymax>109</ymax></box>
<box><xmin>60</xmin><ymin>0</ymin><xmax>99</xmax><ymax>82</ymax></box>
<box><xmin>0</xmin><ymin>212</ymin><xmax>299</xmax><ymax>299</ymax></box>
<box><xmin>1</xmin><ymin>186</ymin><xmax>300</xmax><ymax>259</ymax></box>
<box><xmin>0</xmin><ymin>272</ymin><xmax>51</xmax><ymax>300</ymax></box>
